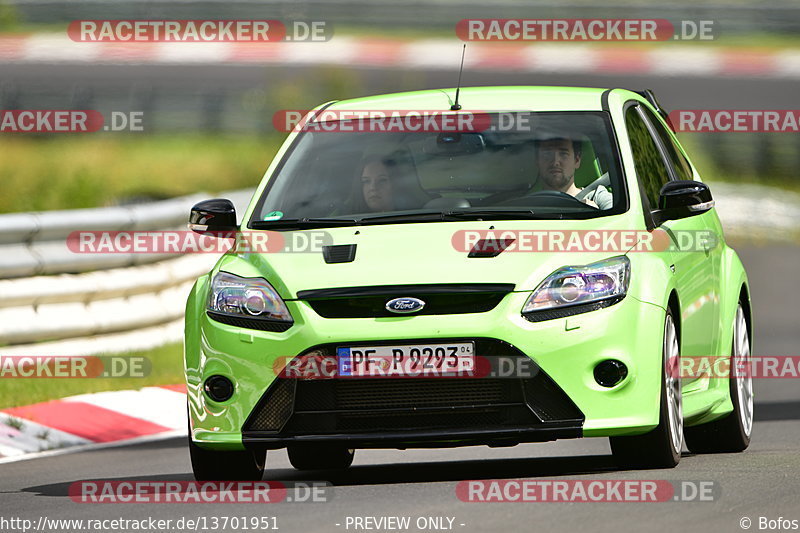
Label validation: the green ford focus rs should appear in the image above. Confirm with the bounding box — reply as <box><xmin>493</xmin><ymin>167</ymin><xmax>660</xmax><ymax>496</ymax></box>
<box><xmin>184</xmin><ymin>86</ymin><xmax>753</xmax><ymax>480</ymax></box>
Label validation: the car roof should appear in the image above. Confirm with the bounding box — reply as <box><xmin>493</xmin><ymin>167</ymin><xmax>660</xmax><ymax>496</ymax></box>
<box><xmin>325</xmin><ymin>86</ymin><xmax>641</xmax><ymax>113</ymax></box>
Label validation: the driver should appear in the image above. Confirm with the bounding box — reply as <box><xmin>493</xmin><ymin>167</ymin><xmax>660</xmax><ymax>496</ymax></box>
<box><xmin>537</xmin><ymin>137</ymin><xmax>613</xmax><ymax>210</ymax></box>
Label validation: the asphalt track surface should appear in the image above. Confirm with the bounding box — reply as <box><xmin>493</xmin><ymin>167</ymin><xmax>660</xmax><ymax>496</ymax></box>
<box><xmin>0</xmin><ymin>244</ymin><xmax>798</xmax><ymax>533</ymax></box>
<box><xmin>2</xmin><ymin>64</ymin><xmax>799</xmax><ymax>531</ymax></box>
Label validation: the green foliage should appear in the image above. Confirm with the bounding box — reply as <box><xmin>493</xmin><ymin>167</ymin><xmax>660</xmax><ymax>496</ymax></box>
<box><xmin>0</xmin><ymin>134</ymin><xmax>283</xmax><ymax>213</ymax></box>
<box><xmin>0</xmin><ymin>1</ymin><xmax>19</xmax><ymax>32</ymax></box>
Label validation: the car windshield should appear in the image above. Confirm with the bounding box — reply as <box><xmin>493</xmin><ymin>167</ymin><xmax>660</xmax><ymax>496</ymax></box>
<box><xmin>250</xmin><ymin>111</ymin><xmax>625</xmax><ymax>228</ymax></box>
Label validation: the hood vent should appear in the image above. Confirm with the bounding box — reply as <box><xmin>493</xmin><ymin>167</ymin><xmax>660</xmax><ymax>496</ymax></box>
<box><xmin>468</xmin><ymin>238</ymin><xmax>515</xmax><ymax>258</ymax></box>
<box><xmin>323</xmin><ymin>244</ymin><xmax>357</xmax><ymax>264</ymax></box>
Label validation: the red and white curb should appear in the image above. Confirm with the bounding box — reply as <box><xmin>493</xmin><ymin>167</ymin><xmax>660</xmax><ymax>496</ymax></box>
<box><xmin>0</xmin><ymin>384</ymin><xmax>187</xmax><ymax>463</ymax></box>
<box><xmin>1</xmin><ymin>34</ymin><xmax>799</xmax><ymax>78</ymax></box>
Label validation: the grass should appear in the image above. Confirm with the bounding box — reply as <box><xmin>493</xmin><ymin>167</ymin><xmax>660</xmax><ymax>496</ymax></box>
<box><xmin>0</xmin><ymin>134</ymin><xmax>283</xmax><ymax>213</ymax></box>
<box><xmin>0</xmin><ymin>342</ymin><xmax>184</xmax><ymax>409</ymax></box>
<box><xmin>4</xmin><ymin>416</ymin><xmax>24</xmax><ymax>430</ymax></box>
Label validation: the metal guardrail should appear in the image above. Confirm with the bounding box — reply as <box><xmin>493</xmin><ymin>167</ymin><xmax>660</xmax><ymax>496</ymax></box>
<box><xmin>0</xmin><ymin>274</ymin><xmax>201</xmax><ymax>345</ymax></box>
<box><xmin>0</xmin><ymin>188</ymin><xmax>253</xmax><ymax>351</ymax></box>
<box><xmin>0</xmin><ymin>190</ymin><xmax>252</xmax><ymax>278</ymax></box>
<box><xmin>0</xmin><ymin>194</ymin><xmax>205</xmax><ymax>278</ymax></box>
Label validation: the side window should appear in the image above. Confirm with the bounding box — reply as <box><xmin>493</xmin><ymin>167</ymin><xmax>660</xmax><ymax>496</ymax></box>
<box><xmin>624</xmin><ymin>105</ymin><xmax>670</xmax><ymax>210</ymax></box>
<box><xmin>641</xmin><ymin>107</ymin><xmax>694</xmax><ymax>181</ymax></box>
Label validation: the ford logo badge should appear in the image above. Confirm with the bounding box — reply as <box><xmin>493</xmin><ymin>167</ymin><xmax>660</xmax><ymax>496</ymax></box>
<box><xmin>385</xmin><ymin>297</ymin><xmax>425</xmax><ymax>314</ymax></box>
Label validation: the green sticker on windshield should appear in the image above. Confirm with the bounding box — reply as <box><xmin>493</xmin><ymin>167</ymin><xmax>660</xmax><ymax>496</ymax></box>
<box><xmin>263</xmin><ymin>210</ymin><xmax>283</xmax><ymax>221</ymax></box>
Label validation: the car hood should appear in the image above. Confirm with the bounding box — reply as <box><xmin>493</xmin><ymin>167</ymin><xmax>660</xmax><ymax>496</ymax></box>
<box><xmin>215</xmin><ymin>217</ymin><xmax>643</xmax><ymax>299</ymax></box>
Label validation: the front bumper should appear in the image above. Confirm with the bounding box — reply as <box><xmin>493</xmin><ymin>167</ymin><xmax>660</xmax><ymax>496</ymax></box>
<box><xmin>186</xmin><ymin>290</ymin><xmax>666</xmax><ymax>451</ymax></box>
<box><xmin>240</xmin><ymin>340</ymin><xmax>584</xmax><ymax>449</ymax></box>
<box><xmin>243</xmin><ymin>425</ymin><xmax>582</xmax><ymax>450</ymax></box>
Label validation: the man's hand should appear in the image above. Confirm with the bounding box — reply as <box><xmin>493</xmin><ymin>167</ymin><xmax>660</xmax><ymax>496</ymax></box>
<box><xmin>582</xmin><ymin>197</ymin><xmax>599</xmax><ymax>208</ymax></box>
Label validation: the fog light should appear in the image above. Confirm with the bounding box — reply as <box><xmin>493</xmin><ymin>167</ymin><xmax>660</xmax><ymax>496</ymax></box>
<box><xmin>204</xmin><ymin>375</ymin><xmax>234</xmax><ymax>402</ymax></box>
<box><xmin>594</xmin><ymin>360</ymin><xmax>628</xmax><ymax>388</ymax></box>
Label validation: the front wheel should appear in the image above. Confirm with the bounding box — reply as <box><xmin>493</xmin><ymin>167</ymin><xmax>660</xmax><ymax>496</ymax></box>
<box><xmin>189</xmin><ymin>438</ymin><xmax>265</xmax><ymax>481</ymax></box>
<box><xmin>610</xmin><ymin>308</ymin><xmax>683</xmax><ymax>469</ymax></box>
<box><xmin>684</xmin><ymin>302</ymin><xmax>753</xmax><ymax>453</ymax></box>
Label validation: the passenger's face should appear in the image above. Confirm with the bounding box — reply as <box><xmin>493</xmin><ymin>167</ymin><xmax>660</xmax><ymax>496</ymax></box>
<box><xmin>361</xmin><ymin>161</ymin><xmax>393</xmax><ymax>212</ymax></box>
<box><xmin>538</xmin><ymin>139</ymin><xmax>581</xmax><ymax>191</ymax></box>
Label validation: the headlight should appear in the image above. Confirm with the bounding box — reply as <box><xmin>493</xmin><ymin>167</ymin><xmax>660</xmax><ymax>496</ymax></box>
<box><xmin>522</xmin><ymin>256</ymin><xmax>630</xmax><ymax>320</ymax></box>
<box><xmin>207</xmin><ymin>271</ymin><xmax>292</xmax><ymax>322</ymax></box>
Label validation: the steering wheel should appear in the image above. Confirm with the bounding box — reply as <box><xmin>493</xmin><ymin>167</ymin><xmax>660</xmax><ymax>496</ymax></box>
<box><xmin>498</xmin><ymin>190</ymin><xmax>599</xmax><ymax>209</ymax></box>
<box><xmin>475</xmin><ymin>185</ymin><xmax>532</xmax><ymax>206</ymax></box>
<box><xmin>575</xmin><ymin>172</ymin><xmax>611</xmax><ymax>202</ymax></box>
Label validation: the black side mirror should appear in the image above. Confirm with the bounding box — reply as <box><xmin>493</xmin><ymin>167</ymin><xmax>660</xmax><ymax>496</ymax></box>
<box><xmin>653</xmin><ymin>180</ymin><xmax>714</xmax><ymax>225</ymax></box>
<box><xmin>189</xmin><ymin>198</ymin><xmax>238</xmax><ymax>236</ymax></box>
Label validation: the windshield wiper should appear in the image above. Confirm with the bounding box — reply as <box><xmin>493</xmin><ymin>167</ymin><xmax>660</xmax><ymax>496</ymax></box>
<box><xmin>250</xmin><ymin>218</ymin><xmax>360</xmax><ymax>230</ymax></box>
<box><xmin>442</xmin><ymin>209</ymin><xmax>544</xmax><ymax>220</ymax></box>
<box><xmin>356</xmin><ymin>209</ymin><xmax>549</xmax><ymax>225</ymax></box>
<box><xmin>358</xmin><ymin>211</ymin><xmax>448</xmax><ymax>224</ymax></box>
<box><xmin>251</xmin><ymin>210</ymin><xmax>549</xmax><ymax>229</ymax></box>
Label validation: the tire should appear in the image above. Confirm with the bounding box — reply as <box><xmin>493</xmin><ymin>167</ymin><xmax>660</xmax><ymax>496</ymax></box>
<box><xmin>684</xmin><ymin>302</ymin><xmax>753</xmax><ymax>453</ymax></box>
<box><xmin>287</xmin><ymin>445</ymin><xmax>355</xmax><ymax>470</ymax></box>
<box><xmin>610</xmin><ymin>307</ymin><xmax>683</xmax><ymax>469</ymax></box>
<box><xmin>187</xmin><ymin>410</ymin><xmax>266</xmax><ymax>481</ymax></box>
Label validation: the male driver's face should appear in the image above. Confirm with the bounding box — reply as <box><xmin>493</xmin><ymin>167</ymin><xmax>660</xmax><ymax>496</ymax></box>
<box><xmin>538</xmin><ymin>139</ymin><xmax>581</xmax><ymax>192</ymax></box>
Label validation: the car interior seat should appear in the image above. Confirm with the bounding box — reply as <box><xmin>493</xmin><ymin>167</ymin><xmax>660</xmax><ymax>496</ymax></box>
<box><xmin>387</xmin><ymin>150</ymin><xmax>441</xmax><ymax>210</ymax></box>
<box><xmin>574</xmin><ymin>140</ymin><xmax>603</xmax><ymax>188</ymax></box>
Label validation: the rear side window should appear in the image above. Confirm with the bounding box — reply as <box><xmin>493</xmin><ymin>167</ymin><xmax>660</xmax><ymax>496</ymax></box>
<box><xmin>640</xmin><ymin>107</ymin><xmax>694</xmax><ymax>181</ymax></box>
<box><xmin>625</xmin><ymin>105</ymin><xmax>670</xmax><ymax>209</ymax></box>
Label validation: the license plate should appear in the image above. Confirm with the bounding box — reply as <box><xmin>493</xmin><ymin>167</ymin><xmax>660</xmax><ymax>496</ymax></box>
<box><xmin>337</xmin><ymin>343</ymin><xmax>475</xmax><ymax>377</ymax></box>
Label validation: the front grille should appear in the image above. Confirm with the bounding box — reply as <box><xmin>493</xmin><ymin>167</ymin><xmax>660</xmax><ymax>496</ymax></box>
<box><xmin>247</xmin><ymin>380</ymin><xmax>295</xmax><ymax>431</ymax></box>
<box><xmin>293</xmin><ymin>378</ymin><xmax>519</xmax><ymax>412</ymax></box>
<box><xmin>332</xmin><ymin>379</ymin><xmax>512</xmax><ymax>410</ymax></box>
<box><xmin>243</xmin><ymin>339</ymin><xmax>584</xmax><ymax>435</ymax></box>
<box><xmin>297</xmin><ymin>284</ymin><xmax>515</xmax><ymax>318</ymax></box>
